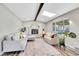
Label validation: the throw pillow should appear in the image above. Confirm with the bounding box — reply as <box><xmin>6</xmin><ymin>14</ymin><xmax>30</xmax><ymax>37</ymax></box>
<box><xmin>12</xmin><ymin>33</ymin><xmax>20</xmax><ymax>40</ymax></box>
<box><xmin>4</xmin><ymin>33</ymin><xmax>14</xmax><ymax>40</ymax></box>
<box><xmin>51</xmin><ymin>34</ymin><xmax>56</xmax><ymax>38</ymax></box>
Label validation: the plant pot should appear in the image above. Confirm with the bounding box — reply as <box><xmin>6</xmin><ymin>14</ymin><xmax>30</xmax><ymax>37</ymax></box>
<box><xmin>59</xmin><ymin>38</ymin><xmax>65</xmax><ymax>50</ymax></box>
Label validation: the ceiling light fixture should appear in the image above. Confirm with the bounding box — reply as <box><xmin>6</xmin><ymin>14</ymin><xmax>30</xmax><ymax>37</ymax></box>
<box><xmin>42</xmin><ymin>11</ymin><xmax>56</xmax><ymax>17</ymax></box>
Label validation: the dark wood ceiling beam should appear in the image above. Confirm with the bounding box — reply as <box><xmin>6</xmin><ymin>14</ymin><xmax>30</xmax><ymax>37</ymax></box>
<box><xmin>34</xmin><ymin>3</ymin><xmax>44</xmax><ymax>21</ymax></box>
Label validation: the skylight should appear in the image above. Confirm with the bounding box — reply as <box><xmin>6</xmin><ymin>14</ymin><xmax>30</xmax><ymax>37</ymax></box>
<box><xmin>42</xmin><ymin>11</ymin><xmax>56</xmax><ymax>17</ymax></box>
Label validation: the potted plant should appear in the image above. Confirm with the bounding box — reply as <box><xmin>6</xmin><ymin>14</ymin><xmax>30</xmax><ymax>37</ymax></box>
<box><xmin>63</xmin><ymin>32</ymin><xmax>77</xmax><ymax>40</ymax></box>
<box><xmin>58</xmin><ymin>32</ymin><xmax>77</xmax><ymax>50</ymax></box>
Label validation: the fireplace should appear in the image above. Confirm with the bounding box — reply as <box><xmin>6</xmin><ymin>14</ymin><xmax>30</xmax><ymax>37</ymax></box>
<box><xmin>31</xmin><ymin>29</ymin><xmax>38</xmax><ymax>34</ymax></box>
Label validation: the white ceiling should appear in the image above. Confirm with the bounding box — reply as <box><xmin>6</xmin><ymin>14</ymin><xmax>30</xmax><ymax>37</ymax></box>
<box><xmin>37</xmin><ymin>3</ymin><xmax>79</xmax><ymax>22</ymax></box>
<box><xmin>4</xmin><ymin>3</ymin><xmax>40</xmax><ymax>21</ymax></box>
<box><xmin>3</xmin><ymin>3</ymin><xmax>79</xmax><ymax>22</ymax></box>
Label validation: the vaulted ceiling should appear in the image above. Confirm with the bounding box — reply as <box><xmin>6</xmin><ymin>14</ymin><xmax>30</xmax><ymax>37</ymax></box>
<box><xmin>3</xmin><ymin>3</ymin><xmax>79</xmax><ymax>23</ymax></box>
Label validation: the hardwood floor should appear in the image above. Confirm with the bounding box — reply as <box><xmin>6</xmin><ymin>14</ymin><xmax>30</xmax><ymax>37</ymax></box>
<box><xmin>53</xmin><ymin>46</ymin><xmax>79</xmax><ymax>56</ymax></box>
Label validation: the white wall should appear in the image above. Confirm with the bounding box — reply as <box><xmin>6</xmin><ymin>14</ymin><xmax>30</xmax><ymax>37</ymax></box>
<box><xmin>0</xmin><ymin>4</ymin><xmax>22</xmax><ymax>38</ymax></box>
<box><xmin>0</xmin><ymin>4</ymin><xmax>22</xmax><ymax>53</ymax></box>
<box><xmin>22</xmin><ymin>21</ymin><xmax>46</xmax><ymax>35</ymax></box>
<box><xmin>46</xmin><ymin>8</ymin><xmax>79</xmax><ymax>49</ymax></box>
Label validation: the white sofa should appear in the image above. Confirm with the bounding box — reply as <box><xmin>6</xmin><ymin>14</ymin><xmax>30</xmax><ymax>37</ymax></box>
<box><xmin>27</xmin><ymin>34</ymin><xmax>42</xmax><ymax>41</ymax></box>
<box><xmin>44</xmin><ymin>32</ymin><xmax>58</xmax><ymax>45</ymax></box>
<box><xmin>2</xmin><ymin>32</ymin><xmax>27</xmax><ymax>53</ymax></box>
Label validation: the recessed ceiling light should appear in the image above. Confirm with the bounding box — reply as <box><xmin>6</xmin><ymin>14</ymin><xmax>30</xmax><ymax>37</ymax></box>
<box><xmin>42</xmin><ymin>11</ymin><xmax>56</xmax><ymax>17</ymax></box>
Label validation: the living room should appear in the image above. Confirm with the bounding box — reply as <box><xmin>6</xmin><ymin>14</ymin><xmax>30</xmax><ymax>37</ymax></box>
<box><xmin>0</xmin><ymin>3</ymin><xmax>79</xmax><ymax>56</ymax></box>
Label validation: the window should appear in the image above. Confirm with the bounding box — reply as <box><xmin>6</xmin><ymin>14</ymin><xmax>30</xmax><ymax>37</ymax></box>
<box><xmin>52</xmin><ymin>20</ymin><xmax>69</xmax><ymax>34</ymax></box>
